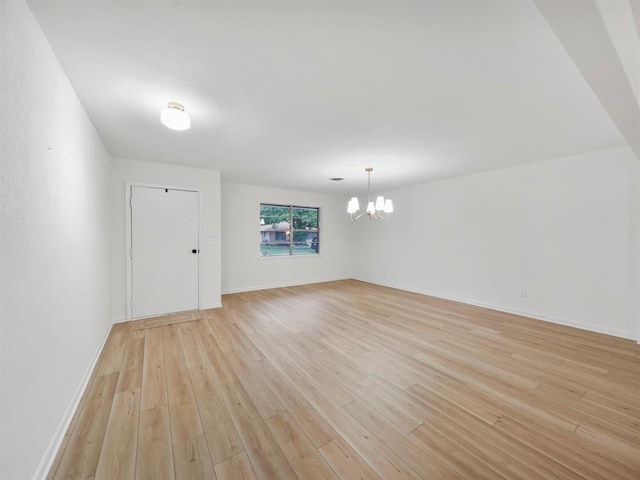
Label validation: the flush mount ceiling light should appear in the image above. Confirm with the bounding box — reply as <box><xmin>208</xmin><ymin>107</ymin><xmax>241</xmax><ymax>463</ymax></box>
<box><xmin>347</xmin><ymin>167</ymin><xmax>393</xmax><ymax>221</ymax></box>
<box><xmin>161</xmin><ymin>102</ymin><xmax>190</xmax><ymax>131</ymax></box>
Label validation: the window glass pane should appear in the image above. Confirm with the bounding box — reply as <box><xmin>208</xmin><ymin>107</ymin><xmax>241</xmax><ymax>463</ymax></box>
<box><xmin>260</xmin><ymin>243</ymin><xmax>290</xmax><ymax>256</ymax></box>
<box><xmin>291</xmin><ymin>232</ymin><xmax>319</xmax><ymax>255</ymax></box>
<box><xmin>292</xmin><ymin>207</ymin><xmax>319</xmax><ymax>255</ymax></box>
<box><xmin>260</xmin><ymin>204</ymin><xmax>290</xmax><ymax>256</ymax></box>
<box><xmin>260</xmin><ymin>205</ymin><xmax>289</xmax><ymax>227</ymax></box>
<box><xmin>292</xmin><ymin>207</ymin><xmax>318</xmax><ymax>230</ymax></box>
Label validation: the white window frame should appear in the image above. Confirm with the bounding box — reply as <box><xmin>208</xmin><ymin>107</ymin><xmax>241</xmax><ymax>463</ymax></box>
<box><xmin>259</xmin><ymin>203</ymin><xmax>320</xmax><ymax>258</ymax></box>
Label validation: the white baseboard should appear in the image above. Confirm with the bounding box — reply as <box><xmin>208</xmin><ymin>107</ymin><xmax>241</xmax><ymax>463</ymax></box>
<box><xmin>116</xmin><ymin>306</ymin><xmax>222</xmax><ymax>323</ymax></box>
<box><xmin>353</xmin><ymin>277</ymin><xmax>637</xmax><ymax>341</ymax></box>
<box><xmin>200</xmin><ymin>302</ymin><xmax>222</xmax><ymax>310</ymax></box>
<box><xmin>32</xmin><ymin>323</ymin><xmax>112</xmax><ymax>480</ymax></box>
<box><xmin>222</xmin><ymin>276</ymin><xmax>351</xmax><ymax>295</ymax></box>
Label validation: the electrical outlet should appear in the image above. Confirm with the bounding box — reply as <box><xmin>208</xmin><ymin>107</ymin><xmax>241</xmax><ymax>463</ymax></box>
<box><xmin>521</xmin><ymin>289</ymin><xmax>527</xmax><ymax>298</ymax></box>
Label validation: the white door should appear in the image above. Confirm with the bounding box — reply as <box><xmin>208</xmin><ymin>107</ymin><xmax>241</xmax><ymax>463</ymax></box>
<box><xmin>130</xmin><ymin>186</ymin><xmax>199</xmax><ymax>318</ymax></box>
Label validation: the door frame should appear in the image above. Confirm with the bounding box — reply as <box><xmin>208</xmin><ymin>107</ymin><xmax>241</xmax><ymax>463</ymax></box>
<box><xmin>125</xmin><ymin>182</ymin><xmax>203</xmax><ymax>321</ymax></box>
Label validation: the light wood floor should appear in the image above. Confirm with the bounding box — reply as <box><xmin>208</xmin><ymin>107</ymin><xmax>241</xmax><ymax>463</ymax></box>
<box><xmin>48</xmin><ymin>280</ymin><xmax>640</xmax><ymax>479</ymax></box>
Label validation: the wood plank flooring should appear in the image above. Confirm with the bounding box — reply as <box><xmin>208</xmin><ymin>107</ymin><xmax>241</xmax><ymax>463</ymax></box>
<box><xmin>48</xmin><ymin>280</ymin><xmax>640</xmax><ymax>479</ymax></box>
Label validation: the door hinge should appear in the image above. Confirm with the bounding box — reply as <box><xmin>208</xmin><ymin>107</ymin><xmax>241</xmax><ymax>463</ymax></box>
<box><xmin>130</xmin><ymin>248</ymin><xmax>133</xmax><ymax>259</ymax></box>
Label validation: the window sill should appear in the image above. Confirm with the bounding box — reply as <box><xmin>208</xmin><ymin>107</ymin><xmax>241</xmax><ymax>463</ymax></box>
<box><xmin>257</xmin><ymin>254</ymin><xmax>323</xmax><ymax>260</ymax></box>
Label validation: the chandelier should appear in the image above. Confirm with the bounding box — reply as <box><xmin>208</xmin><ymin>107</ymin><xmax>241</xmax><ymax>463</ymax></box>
<box><xmin>347</xmin><ymin>167</ymin><xmax>393</xmax><ymax>221</ymax></box>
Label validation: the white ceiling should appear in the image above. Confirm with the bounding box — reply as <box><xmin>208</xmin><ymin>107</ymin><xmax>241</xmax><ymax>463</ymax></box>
<box><xmin>27</xmin><ymin>0</ymin><xmax>627</xmax><ymax>194</ymax></box>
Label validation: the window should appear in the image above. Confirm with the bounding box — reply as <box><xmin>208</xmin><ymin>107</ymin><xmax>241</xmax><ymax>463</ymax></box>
<box><xmin>260</xmin><ymin>204</ymin><xmax>319</xmax><ymax>256</ymax></box>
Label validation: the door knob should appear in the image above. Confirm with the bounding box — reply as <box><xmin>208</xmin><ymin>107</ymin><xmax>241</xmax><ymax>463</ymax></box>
<box><xmin>192</xmin><ymin>249</ymin><xmax>198</xmax><ymax>254</ymax></box>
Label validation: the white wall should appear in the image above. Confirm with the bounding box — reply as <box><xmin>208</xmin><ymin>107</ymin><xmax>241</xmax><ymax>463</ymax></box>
<box><xmin>221</xmin><ymin>183</ymin><xmax>352</xmax><ymax>293</ymax></box>
<box><xmin>0</xmin><ymin>1</ymin><xmax>113</xmax><ymax>478</ymax></box>
<box><xmin>630</xmin><ymin>157</ymin><xmax>640</xmax><ymax>340</ymax></box>
<box><xmin>353</xmin><ymin>146</ymin><xmax>638</xmax><ymax>339</ymax></box>
<box><xmin>111</xmin><ymin>158</ymin><xmax>222</xmax><ymax>320</ymax></box>
<box><xmin>594</xmin><ymin>0</ymin><xmax>640</xmax><ymax>104</ymax></box>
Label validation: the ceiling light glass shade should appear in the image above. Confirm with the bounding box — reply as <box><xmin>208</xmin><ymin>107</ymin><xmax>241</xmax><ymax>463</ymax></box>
<box><xmin>161</xmin><ymin>102</ymin><xmax>190</xmax><ymax>131</ymax></box>
<box><xmin>366</xmin><ymin>201</ymin><xmax>375</xmax><ymax>215</ymax></box>
<box><xmin>347</xmin><ymin>197</ymin><xmax>360</xmax><ymax>213</ymax></box>
<box><xmin>347</xmin><ymin>167</ymin><xmax>393</xmax><ymax>221</ymax></box>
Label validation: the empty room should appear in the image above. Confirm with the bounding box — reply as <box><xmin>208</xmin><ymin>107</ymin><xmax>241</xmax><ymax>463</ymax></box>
<box><xmin>2</xmin><ymin>0</ymin><xmax>640</xmax><ymax>479</ymax></box>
